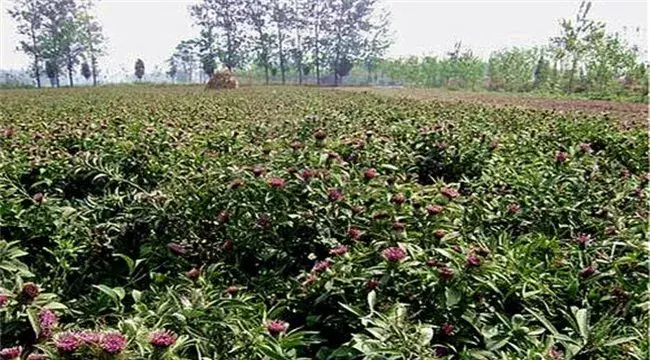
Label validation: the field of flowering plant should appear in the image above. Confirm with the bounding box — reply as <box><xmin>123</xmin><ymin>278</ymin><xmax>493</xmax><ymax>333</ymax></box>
<box><xmin>0</xmin><ymin>86</ymin><xmax>647</xmax><ymax>359</ymax></box>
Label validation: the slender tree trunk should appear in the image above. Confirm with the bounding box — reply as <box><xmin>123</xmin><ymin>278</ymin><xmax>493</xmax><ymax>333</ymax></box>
<box><xmin>297</xmin><ymin>31</ymin><xmax>303</xmax><ymax>85</ymax></box>
<box><xmin>278</xmin><ymin>27</ymin><xmax>285</xmax><ymax>85</ymax></box>
<box><xmin>264</xmin><ymin>61</ymin><xmax>269</xmax><ymax>85</ymax></box>
<box><xmin>90</xmin><ymin>53</ymin><xmax>97</xmax><ymax>86</ymax></box>
<box><xmin>30</xmin><ymin>26</ymin><xmax>41</xmax><ymax>88</ymax></box>
<box><xmin>568</xmin><ymin>55</ymin><xmax>578</xmax><ymax>93</ymax></box>
<box><xmin>315</xmin><ymin>23</ymin><xmax>320</xmax><ymax>86</ymax></box>
<box><xmin>67</xmin><ymin>54</ymin><xmax>74</xmax><ymax>87</ymax></box>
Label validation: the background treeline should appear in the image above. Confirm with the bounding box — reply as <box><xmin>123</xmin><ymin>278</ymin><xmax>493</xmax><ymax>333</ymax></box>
<box><xmin>167</xmin><ymin>0</ymin><xmax>392</xmax><ymax>86</ymax></box>
<box><xmin>8</xmin><ymin>0</ymin><xmax>106</xmax><ymax>88</ymax></box>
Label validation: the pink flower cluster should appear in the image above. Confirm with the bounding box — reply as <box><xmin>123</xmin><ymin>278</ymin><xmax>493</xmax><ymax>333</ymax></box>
<box><xmin>266</xmin><ymin>320</ymin><xmax>288</xmax><ymax>336</ymax></box>
<box><xmin>39</xmin><ymin>309</ymin><xmax>58</xmax><ymax>338</ymax></box>
<box><xmin>0</xmin><ymin>347</ymin><xmax>22</xmax><ymax>359</ymax></box>
<box><xmin>54</xmin><ymin>330</ymin><xmax>127</xmax><ymax>355</ymax></box>
<box><xmin>382</xmin><ymin>247</ymin><xmax>406</xmax><ymax>262</ymax></box>
<box><xmin>149</xmin><ymin>330</ymin><xmax>177</xmax><ymax>348</ymax></box>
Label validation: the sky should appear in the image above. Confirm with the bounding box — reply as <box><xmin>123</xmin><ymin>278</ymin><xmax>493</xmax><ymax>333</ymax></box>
<box><xmin>0</xmin><ymin>0</ymin><xmax>648</xmax><ymax>75</ymax></box>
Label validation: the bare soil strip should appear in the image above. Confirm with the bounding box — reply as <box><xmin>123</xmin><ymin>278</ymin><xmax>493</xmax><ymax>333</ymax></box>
<box><xmin>339</xmin><ymin>87</ymin><xmax>648</xmax><ymax>129</ymax></box>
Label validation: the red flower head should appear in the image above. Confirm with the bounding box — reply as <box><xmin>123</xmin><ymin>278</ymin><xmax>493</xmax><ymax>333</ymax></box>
<box><xmin>620</xmin><ymin>168</ymin><xmax>630</xmax><ymax>179</ymax></box>
<box><xmin>216</xmin><ymin>210</ymin><xmax>231</xmax><ymax>223</ymax></box>
<box><xmin>251</xmin><ymin>167</ymin><xmax>265</xmax><ymax>177</ymax></box>
<box><xmin>301</xmin><ymin>169</ymin><xmax>315</xmax><ymax>182</ymax></box>
<box><xmin>290</xmin><ymin>140</ymin><xmax>303</xmax><ymax>151</ymax></box>
<box><xmin>438</xmin><ymin>266</ymin><xmax>455</xmax><ymax>280</ymax></box>
<box><xmin>548</xmin><ymin>346</ymin><xmax>564</xmax><ymax>360</ymax></box>
<box><xmin>221</xmin><ymin>239</ymin><xmax>234</xmax><ymax>251</ymax></box>
<box><xmin>442</xmin><ymin>323</ymin><xmax>454</xmax><ymax>336</ymax></box>
<box><xmin>100</xmin><ymin>332</ymin><xmax>127</xmax><ymax>354</ymax></box>
<box><xmin>39</xmin><ymin>309</ymin><xmax>58</xmax><ymax>338</ymax></box>
<box><xmin>372</xmin><ymin>211</ymin><xmax>390</xmax><ymax>221</ymax></box>
<box><xmin>268</xmin><ymin>177</ymin><xmax>285</xmax><ymax>189</ymax></box>
<box><xmin>311</xmin><ymin>260</ymin><xmax>331</xmax><ymax>273</ymax></box>
<box><xmin>426</xmin><ymin>204</ymin><xmax>444</xmax><ymax>216</ymax></box>
<box><xmin>579</xmin><ymin>143</ymin><xmax>592</xmax><ymax>153</ymax></box>
<box><xmin>328</xmin><ymin>188</ymin><xmax>342</xmax><ymax>202</ymax></box>
<box><xmin>186</xmin><ymin>268</ymin><xmax>201</xmax><ymax>279</ymax></box>
<box><xmin>0</xmin><ymin>294</ymin><xmax>7</xmax><ymax>307</ymax></box>
<box><xmin>466</xmin><ymin>255</ymin><xmax>481</xmax><ymax>267</ymax></box>
<box><xmin>54</xmin><ymin>331</ymin><xmax>80</xmax><ymax>354</ymax></box>
<box><xmin>555</xmin><ymin>151</ymin><xmax>568</xmax><ymax>163</ymax></box>
<box><xmin>230</xmin><ymin>178</ymin><xmax>245</xmax><ymax>189</ymax></box>
<box><xmin>579</xmin><ymin>265</ymin><xmax>596</xmax><ymax>278</ymax></box>
<box><xmin>20</xmin><ymin>282</ymin><xmax>40</xmax><ymax>303</ymax></box>
<box><xmin>575</xmin><ymin>233</ymin><xmax>592</xmax><ymax>247</ymax></box>
<box><xmin>426</xmin><ymin>259</ymin><xmax>437</xmax><ymax>267</ymax></box>
<box><xmin>0</xmin><ymin>347</ymin><xmax>22</xmax><ymax>359</ymax></box>
<box><xmin>257</xmin><ymin>215</ymin><xmax>271</xmax><ymax>229</ymax></box>
<box><xmin>347</xmin><ymin>227</ymin><xmax>361</xmax><ymax>241</ymax></box>
<box><xmin>441</xmin><ymin>187</ymin><xmax>460</xmax><ymax>199</ymax></box>
<box><xmin>32</xmin><ymin>193</ymin><xmax>45</xmax><ymax>204</ymax></box>
<box><xmin>391</xmin><ymin>193</ymin><xmax>406</xmax><ymax>205</ymax></box>
<box><xmin>302</xmin><ymin>274</ymin><xmax>317</xmax><ymax>287</ymax></box>
<box><xmin>363</xmin><ymin>168</ymin><xmax>378</xmax><ymax>180</ymax></box>
<box><xmin>27</xmin><ymin>354</ymin><xmax>47</xmax><ymax>360</ymax></box>
<box><xmin>351</xmin><ymin>205</ymin><xmax>365</xmax><ymax>215</ymax></box>
<box><xmin>392</xmin><ymin>222</ymin><xmax>406</xmax><ymax>231</ymax></box>
<box><xmin>451</xmin><ymin>244</ymin><xmax>462</xmax><ymax>253</ymax></box>
<box><xmin>266</xmin><ymin>320</ymin><xmax>288</xmax><ymax>336</ymax></box>
<box><xmin>167</xmin><ymin>243</ymin><xmax>187</xmax><ymax>256</ymax></box>
<box><xmin>326</xmin><ymin>242</ymin><xmax>349</xmax><ymax>256</ymax></box>
<box><xmin>382</xmin><ymin>247</ymin><xmax>406</xmax><ymax>262</ymax></box>
<box><xmin>314</xmin><ymin>129</ymin><xmax>327</xmax><ymax>141</ymax></box>
<box><xmin>3</xmin><ymin>129</ymin><xmax>14</xmax><ymax>138</ymax></box>
<box><xmin>604</xmin><ymin>226</ymin><xmax>617</xmax><ymax>236</ymax></box>
<box><xmin>365</xmin><ymin>279</ymin><xmax>379</xmax><ymax>289</ymax></box>
<box><xmin>433</xmin><ymin>229</ymin><xmax>446</xmax><ymax>239</ymax></box>
<box><xmin>149</xmin><ymin>330</ymin><xmax>177</xmax><ymax>348</ymax></box>
<box><xmin>226</xmin><ymin>285</ymin><xmax>239</xmax><ymax>295</ymax></box>
<box><xmin>507</xmin><ymin>203</ymin><xmax>520</xmax><ymax>215</ymax></box>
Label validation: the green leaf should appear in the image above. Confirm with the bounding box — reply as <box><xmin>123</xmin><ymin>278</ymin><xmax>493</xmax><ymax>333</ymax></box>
<box><xmin>113</xmin><ymin>254</ymin><xmax>135</xmax><ymax>274</ymax></box>
<box><xmin>445</xmin><ymin>287</ymin><xmax>461</xmax><ymax>307</ymax></box>
<box><xmin>367</xmin><ymin>290</ymin><xmax>376</xmax><ymax>312</ymax></box>
<box><xmin>573</xmin><ymin>307</ymin><xmax>589</xmax><ymax>341</ymax></box>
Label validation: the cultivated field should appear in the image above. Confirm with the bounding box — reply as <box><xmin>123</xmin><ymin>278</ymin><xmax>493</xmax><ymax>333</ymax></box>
<box><xmin>0</xmin><ymin>86</ymin><xmax>648</xmax><ymax>359</ymax></box>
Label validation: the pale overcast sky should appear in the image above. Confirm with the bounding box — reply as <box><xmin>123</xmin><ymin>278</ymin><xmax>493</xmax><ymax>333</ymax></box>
<box><xmin>0</xmin><ymin>0</ymin><xmax>647</xmax><ymax>74</ymax></box>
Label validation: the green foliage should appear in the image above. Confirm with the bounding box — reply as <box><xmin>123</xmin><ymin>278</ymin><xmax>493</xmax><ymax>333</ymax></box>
<box><xmin>134</xmin><ymin>58</ymin><xmax>145</xmax><ymax>80</ymax></box>
<box><xmin>0</xmin><ymin>86</ymin><xmax>647</xmax><ymax>359</ymax></box>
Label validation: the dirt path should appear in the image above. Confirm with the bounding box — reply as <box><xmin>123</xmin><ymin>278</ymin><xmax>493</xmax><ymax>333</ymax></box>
<box><xmin>340</xmin><ymin>87</ymin><xmax>648</xmax><ymax>129</ymax></box>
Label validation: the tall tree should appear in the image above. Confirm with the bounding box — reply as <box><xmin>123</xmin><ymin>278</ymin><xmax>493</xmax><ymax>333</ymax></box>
<box><xmin>302</xmin><ymin>0</ymin><xmax>330</xmax><ymax>85</ymax></box>
<box><xmin>77</xmin><ymin>0</ymin><xmax>106</xmax><ymax>86</ymax></box>
<box><xmin>271</xmin><ymin>0</ymin><xmax>293</xmax><ymax>85</ymax></box>
<box><xmin>551</xmin><ymin>1</ymin><xmax>603</xmax><ymax>93</ymax></box>
<box><xmin>45</xmin><ymin>59</ymin><xmax>58</xmax><ymax>87</ymax></box>
<box><xmin>361</xmin><ymin>6</ymin><xmax>392</xmax><ymax>83</ymax></box>
<box><xmin>190</xmin><ymin>3</ymin><xmax>218</xmax><ymax>77</ymax></box>
<box><xmin>245</xmin><ymin>0</ymin><xmax>274</xmax><ymax>84</ymax></box>
<box><xmin>40</xmin><ymin>0</ymin><xmax>78</xmax><ymax>87</ymax></box>
<box><xmin>80</xmin><ymin>61</ymin><xmax>91</xmax><ymax>81</ymax></box>
<box><xmin>173</xmin><ymin>40</ymin><xmax>198</xmax><ymax>83</ymax></box>
<box><xmin>166</xmin><ymin>56</ymin><xmax>178</xmax><ymax>83</ymax></box>
<box><xmin>190</xmin><ymin>0</ymin><xmax>248</xmax><ymax>71</ymax></box>
<box><xmin>7</xmin><ymin>0</ymin><xmax>45</xmax><ymax>88</ymax></box>
<box><xmin>327</xmin><ymin>0</ymin><xmax>376</xmax><ymax>86</ymax></box>
<box><xmin>60</xmin><ymin>14</ymin><xmax>84</xmax><ymax>87</ymax></box>
<box><xmin>134</xmin><ymin>58</ymin><xmax>145</xmax><ymax>81</ymax></box>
